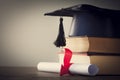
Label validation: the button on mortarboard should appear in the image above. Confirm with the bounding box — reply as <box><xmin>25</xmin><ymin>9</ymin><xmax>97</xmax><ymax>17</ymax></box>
<box><xmin>45</xmin><ymin>4</ymin><xmax>120</xmax><ymax>38</ymax></box>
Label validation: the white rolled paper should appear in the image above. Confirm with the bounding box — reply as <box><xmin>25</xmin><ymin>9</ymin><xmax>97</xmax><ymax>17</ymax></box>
<box><xmin>69</xmin><ymin>63</ymin><xmax>99</xmax><ymax>76</ymax></box>
<box><xmin>37</xmin><ymin>62</ymin><xmax>99</xmax><ymax>76</ymax></box>
<box><xmin>37</xmin><ymin>62</ymin><xmax>61</xmax><ymax>73</ymax></box>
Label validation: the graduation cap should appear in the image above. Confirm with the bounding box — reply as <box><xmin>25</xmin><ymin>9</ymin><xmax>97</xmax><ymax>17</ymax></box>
<box><xmin>44</xmin><ymin>4</ymin><xmax>120</xmax><ymax>47</ymax></box>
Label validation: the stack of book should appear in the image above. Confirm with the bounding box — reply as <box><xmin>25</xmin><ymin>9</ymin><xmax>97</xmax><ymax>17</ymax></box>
<box><xmin>44</xmin><ymin>4</ymin><xmax>120</xmax><ymax>75</ymax></box>
<box><xmin>58</xmin><ymin>36</ymin><xmax>120</xmax><ymax>75</ymax></box>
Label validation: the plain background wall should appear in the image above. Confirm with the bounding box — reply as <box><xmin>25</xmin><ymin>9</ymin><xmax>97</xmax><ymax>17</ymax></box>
<box><xmin>0</xmin><ymin>0</ymin><xmax>120</xmax><ymax>67</ymax></box>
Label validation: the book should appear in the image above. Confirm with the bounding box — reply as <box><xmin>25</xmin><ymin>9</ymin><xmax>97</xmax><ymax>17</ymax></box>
<box><xmin>59</xmin><ymin>52</ymin><xmax>120</xmax><ymax>75</ymax></box>
<box><xmin>90</xmin><ymin>55</ymin><xmax>120</xmax><ymax>75</ymax></box>
<box><xmin>64</xmin><ymin>36</ymin><xmax>120</xmax><ymax>54</ymax></box>
<box><xmin>58</xmin><ymin>52</ymin><xmax>90</xmax><ymax>64</ymax></box>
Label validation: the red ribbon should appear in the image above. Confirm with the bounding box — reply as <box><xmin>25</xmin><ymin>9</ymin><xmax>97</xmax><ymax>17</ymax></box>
<box><xmin>60</xmin><ymin>48</ymin><xmax>72</xmax><ymax>76</ymax></box>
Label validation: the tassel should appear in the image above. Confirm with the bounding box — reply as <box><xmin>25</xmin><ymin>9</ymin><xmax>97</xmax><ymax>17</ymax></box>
<box><xmin>54</xmin><ymin>17</ymin><xmax>66</xmax><ymax>47</ymax></box>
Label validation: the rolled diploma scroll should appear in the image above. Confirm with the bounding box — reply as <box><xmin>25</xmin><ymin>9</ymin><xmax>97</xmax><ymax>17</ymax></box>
<box><xmin>69</xmin><ymin>63</ymin><xmax>99</xmax><ymax>76</ymax></box>
<box><xmin>37</xmin><ymin>62</ymin><xmax>99</xmax><ymax>76</ymax></box>
<box><xmin>37</xmin><ymin>62</ymin><xmax>61</xmax><ymax>73</ymax></box>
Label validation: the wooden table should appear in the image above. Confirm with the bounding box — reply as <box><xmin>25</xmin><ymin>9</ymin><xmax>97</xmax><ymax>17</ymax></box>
<box><xmin>0</xmin><ymin>67</ymin><xmax>120</xmax><ymax>80</ymax></box>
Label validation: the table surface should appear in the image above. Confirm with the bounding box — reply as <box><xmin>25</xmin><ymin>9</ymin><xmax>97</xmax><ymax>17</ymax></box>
<box><xmin>0</xmin><ymin>67</ymin><xmax>120</xmax><ymax>80</ymax></box>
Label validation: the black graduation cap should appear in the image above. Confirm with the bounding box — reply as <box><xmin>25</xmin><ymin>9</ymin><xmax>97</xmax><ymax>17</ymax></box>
<box><xmin>44</xmin><ymin>4</ymin><xmax>120</xmax><ymax>47</ymax></box>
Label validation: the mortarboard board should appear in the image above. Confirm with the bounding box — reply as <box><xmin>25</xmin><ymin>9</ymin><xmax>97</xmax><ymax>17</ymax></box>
<box><xmin>44</xmin><ymin>4</ymin><xmax>120</xmax><ymax>47</ymax></box>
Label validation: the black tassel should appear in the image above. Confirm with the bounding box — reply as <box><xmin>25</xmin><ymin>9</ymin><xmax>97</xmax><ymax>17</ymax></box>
<box><xmin>54</xmin><ymin>17</ymin><xmax>66</xmax><ymax>47</ymax></box>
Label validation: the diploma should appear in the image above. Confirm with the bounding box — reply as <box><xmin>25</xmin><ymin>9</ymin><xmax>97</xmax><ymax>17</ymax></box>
<box><xmin>37</xmin><ymin>62</ymin><xmax>99</xmax><ymax>76</ymax></box>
